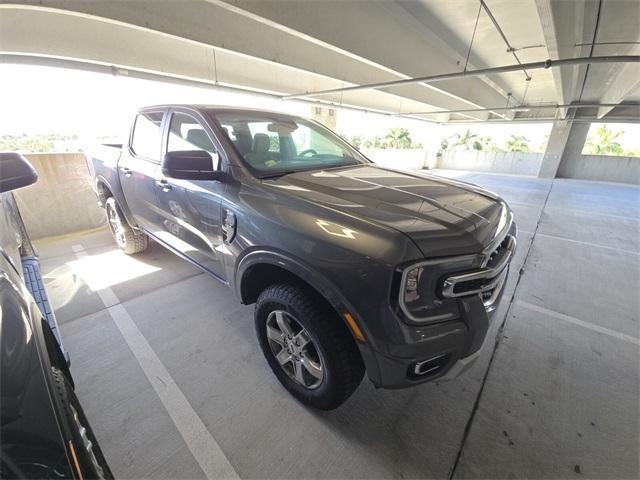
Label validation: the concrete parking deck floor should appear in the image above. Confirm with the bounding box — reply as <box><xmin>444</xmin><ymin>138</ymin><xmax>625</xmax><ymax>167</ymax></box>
<box><xmin>35</xmin><ymin>170</ymin><xmax>639</xmax><ymax>479</ymax></box>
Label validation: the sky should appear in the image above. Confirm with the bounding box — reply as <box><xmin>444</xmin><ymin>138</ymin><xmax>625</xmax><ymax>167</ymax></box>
<box><xmin>2</xmin><ymin>64</ymin><xmax>639</xmax><ymax>154</ymax></box>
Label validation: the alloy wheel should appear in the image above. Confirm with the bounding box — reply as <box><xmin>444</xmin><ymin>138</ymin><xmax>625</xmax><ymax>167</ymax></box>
<box><xmin>265</xmin><ymin>310</ymin><xmax>324</xmax><ymax>389</ymax></box>
<box><xmin>107</xmin><ymin>203</ymin><xmax>126</xmax><ymax>248</ymax></box>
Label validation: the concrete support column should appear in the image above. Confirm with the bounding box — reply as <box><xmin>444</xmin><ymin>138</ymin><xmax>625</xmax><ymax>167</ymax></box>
<box><xmin>538</xmin><ymin>119</ymin><xmax>590</xmax><ymax>179</ymax></box>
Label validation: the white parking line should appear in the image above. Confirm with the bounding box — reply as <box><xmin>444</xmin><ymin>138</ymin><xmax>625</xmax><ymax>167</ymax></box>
<box><xmin>533</xmin><ymin>232</ymin><xmax>639</xmax><ymax>256</ymax></box>
<box><xmin>72</xmin><ymin>244</ymin><xmax>240</xmax><ymax>480</ymax></box>
<box><xmin>517</xmin><ymin>300</ymin><xmax>640</xmax><ymax>346</ymax></box>
<box><xmin>544</xmin><ymin>205</ymin><xmax>640</xmax><ymax>221</ymax></box>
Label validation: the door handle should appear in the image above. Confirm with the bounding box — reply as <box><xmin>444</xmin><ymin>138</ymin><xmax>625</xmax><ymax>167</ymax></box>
<box><xmin>120</xmin><ymin>166</ymin><xmax>132</xmax><ymax>177</ymax></box>
<box><xmin>155</xmin><ymin>178</ymin><xmax>172</xmax><ymax>192</ymax></box>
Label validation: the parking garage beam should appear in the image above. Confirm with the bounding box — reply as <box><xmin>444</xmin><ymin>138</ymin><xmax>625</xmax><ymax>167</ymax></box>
<box><xmin>538</xmin><ymin>118</ymin><xmax>590</xmax><ymax>179</ymax></box>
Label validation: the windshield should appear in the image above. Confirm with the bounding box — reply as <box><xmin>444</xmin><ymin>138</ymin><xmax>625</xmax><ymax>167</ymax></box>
<box><xmin>209</xmin><ymin>111</ymin><xmax>370</xmax><ymax>177</ymax></box>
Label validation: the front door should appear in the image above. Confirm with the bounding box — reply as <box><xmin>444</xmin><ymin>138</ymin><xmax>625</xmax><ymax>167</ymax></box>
<box><xmin>119</xmin><ymin>110</ymin><xmax>165</xmax><ymax>231</ymax></box>
<box><xmin>153</xmin><ymin>110</ymin><xmax>226</xmax><ymax>280</ymax></box>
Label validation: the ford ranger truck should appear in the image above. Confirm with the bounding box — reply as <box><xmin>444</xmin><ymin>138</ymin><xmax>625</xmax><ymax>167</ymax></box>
<box><xmin>88</xmin><ymin>105</ymin><xmax>516</xmax><ymax>410</ymax></box>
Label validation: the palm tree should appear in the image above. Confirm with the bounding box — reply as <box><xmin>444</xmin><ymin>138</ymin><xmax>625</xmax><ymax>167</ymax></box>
<box><xmin>478</xmin><ymin>136</ymin><xmax>500</xmax><ymax>152</ymax></box>
<box><xmin>384</xmin><ymin>127</ymin><xmax>412</xmax><ymax>149</ymax></box>
<box><xmin>350</xmin><ymin>134</ymin><xmax>364</xmax><ymax>149</ymax></box>
<box><xmin>585</xmin><ymin>125</ymin><xmax>624</xmax><ymax>155</ymax></box>
<box><xmin>363</xmin><ymin>135</ymin><xmax>387</xmax><ymax>149</ymax></box>
<box><xmin>506</xmin><ymin>135</ymin><xmax>530</xmax><ymax>152</ymax></box>
<box><xmin>452</xmin><ymin>129</ymin><xmax>480</xmax><ymax>150</ymax></box>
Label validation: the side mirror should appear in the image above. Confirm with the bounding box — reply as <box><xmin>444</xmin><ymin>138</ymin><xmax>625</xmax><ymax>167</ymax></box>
<box><xmin>0</xmin><ymin>153</ymin><xmax>38</xmax><ymax>193</ymax></box>
<box><xmin>162</xmin><ymin>150</ymin><xmax>223</xmax><ymax>181</ymax></box>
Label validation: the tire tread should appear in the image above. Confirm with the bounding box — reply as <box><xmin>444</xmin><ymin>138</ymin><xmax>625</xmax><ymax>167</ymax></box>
<box><xmin>255</xmin><ymin>283</ymin><xmax>364</xmax><ymax>410</ymax></box>
<box><xmin>105</xmin><ymin>197</ymin><xmax>148</xmax><ymax>255</ymax></box>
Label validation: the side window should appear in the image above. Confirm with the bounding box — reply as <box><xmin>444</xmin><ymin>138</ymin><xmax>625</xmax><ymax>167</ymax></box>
<box><xmin>131</xmin><ymin>112</ymin><xmax>163</xmax><ymax>161</ymax></box>
<box><xmin>167</xmin><ymin>113</ymin><xmax>219</xmax><ymax>169</ymax></box>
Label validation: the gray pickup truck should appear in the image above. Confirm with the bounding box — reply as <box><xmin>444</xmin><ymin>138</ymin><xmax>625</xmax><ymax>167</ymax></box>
<box><xmin>88</xmin><ymin>105</ymin><xmax>516</xmax><ymax>410</ymax></box>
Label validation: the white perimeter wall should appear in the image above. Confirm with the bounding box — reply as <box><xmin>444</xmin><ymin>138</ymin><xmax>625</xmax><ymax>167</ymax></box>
<box><xmin>436</xmin><ymin>150</ymin><xmax>543</xmax><ymax>176</ymax></box>
<box><xmin>435</xmin><ymin>149</ymin><xmax>639</xmax><ymax>185</ymax></box>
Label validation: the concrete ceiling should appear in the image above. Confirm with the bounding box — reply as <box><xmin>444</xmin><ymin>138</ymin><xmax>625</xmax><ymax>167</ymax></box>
<box><xmin>0</xmin><ymin>0</ymin><xmax>638</xmax><ymax>123</ymax></box>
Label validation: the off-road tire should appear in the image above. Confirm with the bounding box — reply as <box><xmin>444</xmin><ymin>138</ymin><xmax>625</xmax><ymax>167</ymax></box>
<box><xmin>51</xmin><ymin>367</ymin><xmax>114</xmax><ymax>479</ymax></box>
<box><xmin>255</xmin><ymin>283</ymin><xmax>364</xmax><ymax>410</ymax></box>
<box><xmin>105</xmin><ymin>197</ymin><xmax>148</xmax><ymax>255</ymax></box>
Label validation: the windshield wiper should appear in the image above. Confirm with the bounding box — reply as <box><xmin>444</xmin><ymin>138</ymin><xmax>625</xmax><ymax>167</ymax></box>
<box><xmin>259</xmin><ymin>170</ymin><xmax>300</xmax><ymax>179</ymax></box>
<box><xmin>259</xmin><ymin>161</ymin><xmax>363</xmax><ymax>179</ymax></box>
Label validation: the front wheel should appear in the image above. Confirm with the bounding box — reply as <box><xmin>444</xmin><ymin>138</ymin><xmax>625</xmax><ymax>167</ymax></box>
<box><xmin>105</xmin><ymin>197</ymin><xmax>148</xmax><ymax>255</ymax></box>
<box><xmin>255</xmin><ymin>283</ymin><xmax>364</xmax><ymax>410</ymax></box>
<box><xmin>51</xmin><ymin>367</ymin><xmax>114</xmax><ymax>479</ymax></box>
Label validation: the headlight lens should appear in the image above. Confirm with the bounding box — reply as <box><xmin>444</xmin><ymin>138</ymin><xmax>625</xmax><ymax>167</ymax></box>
<box><xmin>399</xmin><ymin>256</ymin><xmax>482</xmax><ymax>325</ymax></box>
<box><xmin>404</xmin><ymin>265</ymin><xmax>423</xmax><ymax>303</ymax></box>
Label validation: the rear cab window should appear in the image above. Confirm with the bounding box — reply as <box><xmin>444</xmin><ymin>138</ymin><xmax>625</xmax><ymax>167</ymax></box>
<box><xmin>130</xmin><ymin>112</ymin><xmax>164</xmax><ymax>162</ymax></box>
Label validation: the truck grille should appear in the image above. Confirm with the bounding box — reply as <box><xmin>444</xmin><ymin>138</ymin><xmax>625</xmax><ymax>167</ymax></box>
<box><xmin>440</xmin><ymin>234</ymin><xmax>516</xmax><ymax>311</ymax></box>
<box><xmin>486</xmin><ymin>234</ymin><xmax>512</xmax><ymax>269</ymax></box>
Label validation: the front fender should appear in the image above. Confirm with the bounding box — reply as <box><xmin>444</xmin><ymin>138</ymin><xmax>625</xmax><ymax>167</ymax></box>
<box><xmin>235</xmin><ymin>248</ymin><xmax>352</xmax><ymax>319</ymax></box>
<box><xmin>234</xmin><ymin>247</ymin><xmax>382</xmax><ymax>382</ymax></box>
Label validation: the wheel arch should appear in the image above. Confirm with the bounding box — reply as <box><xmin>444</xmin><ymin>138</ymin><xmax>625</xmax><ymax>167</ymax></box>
<box><xmin>95</xmin><ymin>178</ymin><xmax>113</xmax><ymax>204</ymax></box>
<box><xmin>236</xmin><ymin>250</ymin><xmax>370</xmax><ymax>346</ymax></box>
<box><xmin>238</xmin><ymin>250</ymin><xmax>342</xmax><ymax>309</ymax></box>
<box><xmin>96</xmin><ymin>176</ymin><xmax>137</xmax><ymax>228</ymax></box>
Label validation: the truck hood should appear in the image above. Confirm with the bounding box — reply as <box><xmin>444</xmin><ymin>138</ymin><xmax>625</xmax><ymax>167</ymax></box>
<box><xmin>264</xmin><ymin>165</ymin><xmax>510</xmax><ymax>257</ymax></box>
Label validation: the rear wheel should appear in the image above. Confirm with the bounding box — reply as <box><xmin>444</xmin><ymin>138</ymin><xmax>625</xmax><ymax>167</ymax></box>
<box><xmin>255</xmin><ymin>283</ymin><xmax>364</xmax><ymax>410</ymax></box>
<box><xmin>105</xmin><ymin>197</ymin><xmax>148</xmax><ymax>254</ymax></box>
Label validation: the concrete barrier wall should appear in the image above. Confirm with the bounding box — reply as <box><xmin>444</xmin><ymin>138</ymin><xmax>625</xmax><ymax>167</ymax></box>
<box><xmin>557</xmin><ymin>154</ymin><xmax>640</xmax><ymax>185</ymax></box>
<box><xmin>436</xmin><ymin>149</ymin><xmax>543</xmax><ymax>175</ymax></box>
<box><xmin>436</xmin><ymin>149</ymin><xmax>639</xmax><ymax>184</ymax></box>
<box><xmin>14</xmin><ymin>153</ymin><xmax>106</xmax><ymax>239</ymax></box>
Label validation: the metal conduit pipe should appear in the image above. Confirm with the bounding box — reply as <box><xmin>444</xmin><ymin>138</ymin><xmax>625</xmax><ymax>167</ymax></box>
<box><xmin>282</xmin><ymin>55</ymin><xmax>640</xmax><ymax>100</ymax></box>
<box><xmin>479</xmin><ymin>0</ymin><xmax>531</xmax><ymax>80</ymax></box>
<box><xmin>397</xmin><ymin>103</ymin><xmax>640</xmax><ymax>116</ymax></box>
<box><xmin>444</xmin><ymin>116</ymin><xmax>640</xmax><ymax>125</ymax></box>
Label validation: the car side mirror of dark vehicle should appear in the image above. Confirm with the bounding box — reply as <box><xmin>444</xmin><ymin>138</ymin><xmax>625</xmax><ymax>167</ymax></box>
<box><xmin>162</xmin><ymin>150</ymin><xmax>224</xmax><ymax>181</ymax></box>
<box><xmin>0</xmin><ymin>152</ymin><xmax>38</xmax><ymax>193</ymax></box>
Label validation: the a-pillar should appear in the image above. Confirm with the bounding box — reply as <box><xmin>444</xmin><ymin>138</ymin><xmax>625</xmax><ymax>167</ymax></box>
<box><xmin>538</xmin><ymin>119</ymin><xmax>590</xmax><ymax>178</ymax></box>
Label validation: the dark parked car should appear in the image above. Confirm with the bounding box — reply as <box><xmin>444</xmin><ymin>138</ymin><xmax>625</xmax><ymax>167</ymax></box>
<box><xmin>89</xmin><ymin>105</ymin><xmax>516</xmax><ymax>410</ymax></box>
<box><xmin>0</xmin><ymin>153</ymin><xmax>112</xmax><ymax>479</ymax></box>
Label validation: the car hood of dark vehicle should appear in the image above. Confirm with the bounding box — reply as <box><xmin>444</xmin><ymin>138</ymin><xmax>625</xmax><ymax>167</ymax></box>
<box><xmin>264</xmin><ymin>164</ymin><xmax>510</xmax><ymax>257</ymax></box>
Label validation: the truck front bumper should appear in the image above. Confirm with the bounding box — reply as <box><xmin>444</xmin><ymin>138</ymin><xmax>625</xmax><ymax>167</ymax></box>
<box><xmin>359</xmin><ymin>276</ymin><xmax>507</xmax><ymax>390</ymax></box>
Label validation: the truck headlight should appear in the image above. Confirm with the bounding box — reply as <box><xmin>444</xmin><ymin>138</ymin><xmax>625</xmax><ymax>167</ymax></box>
<box><xmin>398</xmin><ymin>256</ymin><xmax>481</xmax><ymax>325</ymax></box>
<box><xmin>403</xmin><ymin>265</ymin><xmax>423</xmax><ymax>303</ymax></box>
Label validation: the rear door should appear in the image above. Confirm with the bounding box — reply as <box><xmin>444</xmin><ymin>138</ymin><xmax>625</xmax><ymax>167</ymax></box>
<box><xmin>119</xmin><ymin>109</ymin><xmax>166</xmax><ymax>231</ymax></box>
<box><xmin>153</xmin><ymin>108</ymin><xmax>227</xmax><ymax>280</ymax></box>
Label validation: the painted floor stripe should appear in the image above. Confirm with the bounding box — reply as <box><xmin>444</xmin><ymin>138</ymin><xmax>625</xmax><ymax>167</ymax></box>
<box><xmin>72</xmin><ymin>245</ymin><xmax>239</xmax><ymax>480</ymax></box>
<box><xmin>500</xmin><ymin>201</ymin><xmax>638</xmax><ymax>222</ymax></box>
<box><xmin>517</xmin><ymin>300</ymin><xmax>640</xmax><ymax>346</ymax></box>
<box><xmin>544</xmin><ymin>205</ymin><xmax>640</xmax><ymax>221</ymax></box>
<box><xmin>534</xmin><ymin>232</ymin><xmax>639</xmax><ymax>256</ymax></box>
